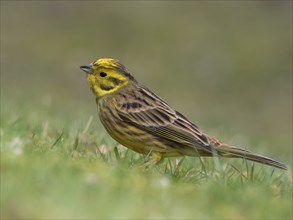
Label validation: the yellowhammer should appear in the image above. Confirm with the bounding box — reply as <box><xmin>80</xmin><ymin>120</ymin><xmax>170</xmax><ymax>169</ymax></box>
<box><xmin>80</xmin><ymin>58</ymin><xmax>287</xmax><ymax>170</ymax></box>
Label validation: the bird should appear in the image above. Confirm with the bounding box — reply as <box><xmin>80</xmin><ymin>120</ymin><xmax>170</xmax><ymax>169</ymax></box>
<box><xmin>80</xmin><ymin>58</ymin><xmax>287</xmax><ymax>170</ymax></box>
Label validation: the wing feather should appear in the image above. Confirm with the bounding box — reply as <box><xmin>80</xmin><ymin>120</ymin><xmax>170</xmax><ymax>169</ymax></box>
<box><xmin>114</xmin><ymin>86</ymin><xmax>213</xmax><ymax>153</ymax></box>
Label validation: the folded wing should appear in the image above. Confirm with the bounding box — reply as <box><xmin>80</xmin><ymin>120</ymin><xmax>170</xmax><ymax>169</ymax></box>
<box><xmin>115</xmin><ymin>86</ymin><xmax>213</xmax><ymax>154</ymax></box>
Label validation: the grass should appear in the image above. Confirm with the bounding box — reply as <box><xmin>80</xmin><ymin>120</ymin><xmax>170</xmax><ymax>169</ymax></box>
<box><xmin>1</xmin><ymin>99</ymin><xmax>292</xmax><ymax>219</ymax></box>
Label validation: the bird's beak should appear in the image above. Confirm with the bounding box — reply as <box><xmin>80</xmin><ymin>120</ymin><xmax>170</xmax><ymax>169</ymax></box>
<box><xmin>80</xmin><ymin>64</ymin><xmax>94</xmax><ymax>74</ymax></box>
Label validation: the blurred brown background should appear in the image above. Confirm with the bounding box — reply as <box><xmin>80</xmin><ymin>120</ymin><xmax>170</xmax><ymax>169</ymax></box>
<box><xmin>1</xmin><ymin>1</ymin><xmax>292</xmax><ymax>161</ymax></box>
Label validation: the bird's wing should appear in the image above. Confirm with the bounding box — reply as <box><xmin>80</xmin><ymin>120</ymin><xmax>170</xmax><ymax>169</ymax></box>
<box><xmin>114</xmin><ymin>86</ymin><xmax>213</xmax><ymax>153</ymax></box>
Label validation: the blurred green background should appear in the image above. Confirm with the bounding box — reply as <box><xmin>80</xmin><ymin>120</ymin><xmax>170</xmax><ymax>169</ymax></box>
<box><xmin>1</xmin><ymin>1</ymin><xmax>292</xmax><ymax>219</ymax></box>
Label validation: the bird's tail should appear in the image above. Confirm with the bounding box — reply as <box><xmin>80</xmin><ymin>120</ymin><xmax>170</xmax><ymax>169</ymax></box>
<box><xmin>214</xmin><ymin>144</ymin><xmax>287</xmax><ymax>170</ymax></box>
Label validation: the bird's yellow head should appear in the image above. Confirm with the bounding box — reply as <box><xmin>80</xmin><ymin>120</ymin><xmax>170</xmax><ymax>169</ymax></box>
<box><xmin>80</xmin><ymin>58</ymin><xmax>135</xmax><ymax>98</ymax></box>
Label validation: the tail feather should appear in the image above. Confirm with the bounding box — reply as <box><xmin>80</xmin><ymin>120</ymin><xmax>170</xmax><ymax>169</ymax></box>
<box><xmin>215</xmin><ymin>144</ymin><xmax>287</xmax><ymax>170</ymax></box>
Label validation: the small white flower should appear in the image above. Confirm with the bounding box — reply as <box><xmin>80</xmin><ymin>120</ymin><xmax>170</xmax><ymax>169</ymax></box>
<box><xmin>152</xmin><ymin>177</ymin><xmax>170</xmax><ymax>189</ymax></box>
<box><xmin>10</xmin><ymin>137</ymin><xmax>23</xmax><ymax>155</ymax></box>
<box><xmin>84</xmin><ymin>173</ymin><xmax>99</xmax><ymax>184</ymax></box>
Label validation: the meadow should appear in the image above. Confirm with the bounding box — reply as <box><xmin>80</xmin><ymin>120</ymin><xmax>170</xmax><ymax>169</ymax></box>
<box><xmin>1</xmin><ymin>1</ymin><xmax>292</xmax><ymax>219</ymax></box>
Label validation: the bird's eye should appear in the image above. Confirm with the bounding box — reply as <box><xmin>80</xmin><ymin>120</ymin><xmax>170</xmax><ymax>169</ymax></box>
<box><xmin>100</xmin><ymin>72</ymin><xmax>107</xmax><ymax>77</ymax></box>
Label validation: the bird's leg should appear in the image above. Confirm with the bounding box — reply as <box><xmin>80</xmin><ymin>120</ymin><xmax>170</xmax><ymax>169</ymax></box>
<box><xmin>141</xmin><ymin>152</ymin><xmax>163</xmax><ymax>168</ymax></box>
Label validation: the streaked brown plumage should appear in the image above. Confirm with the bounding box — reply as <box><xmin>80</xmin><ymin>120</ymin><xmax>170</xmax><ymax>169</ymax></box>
<box><xmin>81</xmin><ymin>58</ymin><xmax>287</xmax><ymax>170</ymax></box>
